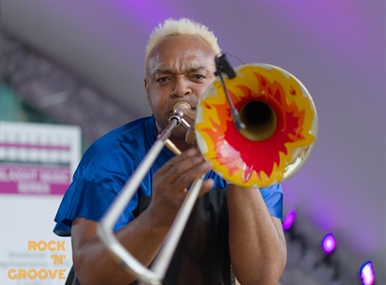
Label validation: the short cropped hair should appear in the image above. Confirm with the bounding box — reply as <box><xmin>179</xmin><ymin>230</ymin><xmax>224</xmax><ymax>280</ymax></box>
<box><xmin>145</xmin><ymin>18</ymin><xmax>221</xmax><ymax>69</ymax></box>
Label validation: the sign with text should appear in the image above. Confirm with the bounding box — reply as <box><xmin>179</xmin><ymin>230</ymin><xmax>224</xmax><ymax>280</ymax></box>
<box><xmin>0</xmin><ymin>121</ymin><xmax>81</xmax><ymax>284</ymax></box>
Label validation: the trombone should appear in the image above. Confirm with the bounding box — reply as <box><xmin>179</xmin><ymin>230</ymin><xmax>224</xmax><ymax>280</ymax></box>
<box><xmin>98</xmin><ymin>58</ymin><xmax>318</xmax><ymax>285</ymax></box>
<box><xmin>98</xmin><ymin>102</ymin><xmax>205</xmax><ymax>285</ymax></box>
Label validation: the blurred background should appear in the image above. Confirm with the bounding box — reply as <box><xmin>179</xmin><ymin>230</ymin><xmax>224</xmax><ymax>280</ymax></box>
<box><xmin>1</xmin><ymin>1</ymin><xmax>385</xmax><ymax>284</ymax></box>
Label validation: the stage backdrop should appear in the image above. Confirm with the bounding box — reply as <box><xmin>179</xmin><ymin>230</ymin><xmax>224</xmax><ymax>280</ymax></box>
<box><xmin>0</xmin><ymin>121</ymin><xmax>81</xmax><ymax>284</ymax></box>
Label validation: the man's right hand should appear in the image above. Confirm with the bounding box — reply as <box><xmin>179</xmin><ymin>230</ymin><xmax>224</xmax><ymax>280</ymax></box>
<box><xmin>147</xmin><ymin>147</ymin><xmax>214</xmax><ymax>226</ymax></box>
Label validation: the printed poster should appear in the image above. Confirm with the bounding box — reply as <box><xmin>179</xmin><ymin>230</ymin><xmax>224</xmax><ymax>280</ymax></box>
<box><xmin>0</xmin><ymin>121</ymin><xmax>81</xmax><ymax>284</ymax></box>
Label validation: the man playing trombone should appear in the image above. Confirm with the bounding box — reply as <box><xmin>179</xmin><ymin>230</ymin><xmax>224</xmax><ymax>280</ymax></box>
<box><xmin>54</xmin><ymin>18</ymin><xmax>287</xmax><ymax>285</ymax></box>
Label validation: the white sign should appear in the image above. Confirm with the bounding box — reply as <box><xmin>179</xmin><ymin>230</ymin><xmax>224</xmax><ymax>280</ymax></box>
<box><xmin>0</xmin><ymin>121</ymin><xmax>81</xmax><ymax>284</ymax></box>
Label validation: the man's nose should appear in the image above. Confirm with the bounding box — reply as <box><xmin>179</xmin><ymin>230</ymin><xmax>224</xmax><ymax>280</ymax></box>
<box><xmin>171</xmin><ymin>77</ymin><xmax>192</xmax><ymax>97</ymax></box>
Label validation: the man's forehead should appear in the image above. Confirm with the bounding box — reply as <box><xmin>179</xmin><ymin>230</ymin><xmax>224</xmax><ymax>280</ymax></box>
<box><xmin>147</xmin><ymin>55</ymin><xmax>215</xmax><ymax>77</ymax></box>
<box><xmin>154</xmin><ymin>65</ymin><xmax>211</xmax><ymax>74</ymax></box>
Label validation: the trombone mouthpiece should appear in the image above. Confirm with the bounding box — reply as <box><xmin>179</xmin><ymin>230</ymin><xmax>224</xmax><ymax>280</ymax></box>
<box><xmin>173</xmin><ymin>102</ymin><xmax>191</xmax><ymax>113</ymax></box>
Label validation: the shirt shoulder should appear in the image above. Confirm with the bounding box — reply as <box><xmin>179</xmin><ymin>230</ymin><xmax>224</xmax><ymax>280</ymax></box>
<box><xmin>74</xmin><ymin>116</ymin><xmax>157</xmax><ymax>182</ymax></box>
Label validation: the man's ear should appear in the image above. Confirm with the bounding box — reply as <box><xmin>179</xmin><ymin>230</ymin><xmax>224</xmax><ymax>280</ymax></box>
<box><xmin>144</xmin><ymin>78</ymin><xmax>150</xmax><ymax>105</ymax></box>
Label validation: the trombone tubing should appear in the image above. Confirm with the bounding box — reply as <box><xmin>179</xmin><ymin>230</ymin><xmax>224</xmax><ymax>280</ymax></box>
<box><xmin>98</xmin><ymin>118</ymin><xmax>179</xmax><ymax>284</ymax></box>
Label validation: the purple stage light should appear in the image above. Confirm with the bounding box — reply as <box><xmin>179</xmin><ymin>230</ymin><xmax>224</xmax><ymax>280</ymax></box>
<box><xmin>321</xmin><ymin>233</ymin><xmax>336</xmax><ymax>254</ymax></box>
<box><xmin>360</xmin><ymin>261</ymin><xmax>375</xmax><ymax>285</ymax></box>
<box><xmin>282</xmin><ymin>209</ymin><xmax>296</xmax><ymax>231</ymax></box>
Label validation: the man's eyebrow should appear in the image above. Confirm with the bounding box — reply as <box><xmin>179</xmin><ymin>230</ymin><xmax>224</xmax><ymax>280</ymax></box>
<box><xmin>188</xmin><ymin>66</ymin><xmax>209</xmax><ymax>73</ymax></box>
<box><xmin>154</xmin><ymin>68</ymin><xmax>173</xmax><ymax>75</ymax></box>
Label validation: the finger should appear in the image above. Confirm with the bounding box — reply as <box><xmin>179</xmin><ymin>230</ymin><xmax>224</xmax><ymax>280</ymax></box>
<box><xmin>185</xmin><ymin>127</ymin><xmax>197</xmax><ymax>145</ymax></box>
<box><xmin>169</xmin><ymin>160</ymin><xmax>213</xmax><ymax>190</ymax></box>
<box><xmin>156</xmin><ymin>148</ymin><xmax>198</xmax><ymax>176</ymax></box>
<box><xmin>155</xmin><ymin>149</ymin><xmax>211</xmax><ymax>188</ymax></box>
<box><xmin>198</xmin><ymin>178</ymin><xmax>214</xmax><ymax>197</ymax></box>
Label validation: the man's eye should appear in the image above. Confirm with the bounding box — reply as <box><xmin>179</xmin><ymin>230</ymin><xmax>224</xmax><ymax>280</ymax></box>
<box><xmin>192</xmin><ymin>74</ymin><xmax>205</xmax><ymax>80</ymax></box>
<box><xmin>156</xmin><ymin>77</ymin><xmax>170</xmax><ymax>83</ymax></box>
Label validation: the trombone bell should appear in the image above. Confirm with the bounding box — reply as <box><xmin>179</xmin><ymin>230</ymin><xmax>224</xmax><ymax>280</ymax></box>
<box><xmin>195</xmin><ymin>63</ymin><xmax>318</xmax><ymax>188</ymax></box>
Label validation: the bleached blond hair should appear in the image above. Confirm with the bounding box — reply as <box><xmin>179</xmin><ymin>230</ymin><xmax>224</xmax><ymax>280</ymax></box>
<box><xmin>145</xmin><ymin>18</ymin><xmax>221</xmax><ymax>69</ymax></box>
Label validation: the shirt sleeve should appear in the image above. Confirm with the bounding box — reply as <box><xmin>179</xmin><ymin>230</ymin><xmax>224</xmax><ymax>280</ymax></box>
<box><xmin>53</xmin><ymin>130</ymin><xmax>143</xmax><ymax>236</ymax></box>
<box><xmin>260</xmin><ymin>184</ymin><xmax>283</xmax><ymax>221</ymax></box>
<box><xmin>53</xmin><ymin>178</ymin><xmax>138</xmax><ymax>236</ymax></box>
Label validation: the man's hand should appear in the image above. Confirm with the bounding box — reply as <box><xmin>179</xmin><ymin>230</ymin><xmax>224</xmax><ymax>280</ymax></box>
<box><xmin>148</xmin><ymin>147</ymin><xmax>214</xmax><ymax>225</ymax></box>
